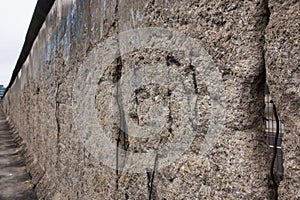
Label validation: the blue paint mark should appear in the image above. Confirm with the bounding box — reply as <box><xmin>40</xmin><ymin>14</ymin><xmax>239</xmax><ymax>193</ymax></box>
<box><xmin>42</xmin><ymin>0</ymin><xmax>91</xmax><ymax>64</ymax></box>
<box><xmin>71</xmin><ymin>2</ymin><xmax>77</xmax><ymax>18</ymax></box>
<box><xmin>79</xmin><ymin>0</ymin><xmax>85</xmax><ymax>9</ymax></box>
<box><xmin>70</xmin><ymin>1</ymin><xmax>77</xmax><ymax>34</ymax></box>
<box><xmin>66</xmin><ymin>14</ymin><xmax>71</xmax><ymax>27</ymax></box>
<box><xmin>57</xmin><ymin>21</ymin><xmax>67</xmax><ymax>47</ymax></box>
<box><xmin>62</xmin><ymin>14</ymin><xmax>70</xmax><ymax>58</ymax></box>
<box><xmin>42</xmin><ymin>43</ymin><xmax>51</xmax><ymax>63</ymax></box>
<box><xmin>50</xmin><ymin>34</ymin><xmax>57</xmax><ymax>61</ymax></box>
<box><xmin>63</xmin><ymin>31</ymin><xmax>69</xmax><ymax>59</ymax></box>
<box><xmin>42</xmin><ymin>33</ymin><xmax>57</xmax><ymax>66</ymax></box>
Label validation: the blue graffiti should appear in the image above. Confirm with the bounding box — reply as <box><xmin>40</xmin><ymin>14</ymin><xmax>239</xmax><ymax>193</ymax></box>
<box><xmin>42</xmin><ymin>0</ymin><xmax>90</xmax><ymax>67</ymax></box>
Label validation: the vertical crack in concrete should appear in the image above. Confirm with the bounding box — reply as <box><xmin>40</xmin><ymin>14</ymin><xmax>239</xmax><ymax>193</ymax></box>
<box><xmin>270</xmin><ymin>101</ymin><xmax>280</xmax><ymax>200</ymax></box>
<box><xmin>262</xmin><ymin>0</ymin><xmax>280</xmax><ymax>199</ymax></box>
<box><xmin>78</xmin><ymin>145</ymin><xmax>86</xmax><ymax>199</ymax></box>
<box><xmin>146</xmin><ymin>154</ymin><xmax>158</xmax><ymax>200</ymax></box>
<box><xmin>114</xmin><ymin>0</ymin><xmax>129</xmax><ymax>192</ymax></box>
<box><xmin>134</xmin><ymin>87</ymin><xmax>141</xmax><ymax>125</ymax></box>
<box><xmin>167</xmin><ymin>88</ymin><xmax>173</xmax><ymax>134</ymax></box>
<box><xmin>55</xmin><ymin>82</ymin><xmax>61</xmax><ymax>166</ymax></box>
<box><xmin>188</xmin><ymin>63</ymin><xmax>199</xmax><ymax>95</ymax></box>
<box><xmin>114</xmin><ymin>55</ymin><xmax>129</xmax><ymax>190</ymax></box>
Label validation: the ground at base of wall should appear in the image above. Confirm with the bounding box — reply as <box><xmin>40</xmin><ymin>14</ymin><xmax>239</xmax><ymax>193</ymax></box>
<box><xmin>0</xmin><ymin>110</ymin><xmax>37</xmax><ymax>200</ymax></box>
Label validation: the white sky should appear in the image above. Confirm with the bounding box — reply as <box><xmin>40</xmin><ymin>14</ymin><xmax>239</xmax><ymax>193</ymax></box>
<box><xmin>0</xmin><ymin>0</ymin><xmax>37</xmax><ymax>87</ymax></box>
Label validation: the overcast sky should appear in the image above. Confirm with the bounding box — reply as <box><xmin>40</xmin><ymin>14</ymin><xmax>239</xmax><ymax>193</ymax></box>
<box><xmin>0</xmin><ymin>0</ymin><xmax>37</xmax><ymax>87</ymax></box>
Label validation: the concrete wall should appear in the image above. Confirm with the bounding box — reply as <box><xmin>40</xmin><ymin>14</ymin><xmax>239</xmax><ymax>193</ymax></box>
<box><xmin>1</xmin><ymin>0</ymin><xmax>298</xmax><ymax>199</ymax></box>
<box><xmin>265</xmin><ymin>0</ymin><xmax>300</xmax><ymax>199</ymax></box>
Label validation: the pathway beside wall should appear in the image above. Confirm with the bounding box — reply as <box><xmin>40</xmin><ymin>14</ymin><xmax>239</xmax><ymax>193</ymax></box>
<box><xmin>0</xmin><ymin>111</ymin><xmax>37</xmax><ymax>200</ymax></box>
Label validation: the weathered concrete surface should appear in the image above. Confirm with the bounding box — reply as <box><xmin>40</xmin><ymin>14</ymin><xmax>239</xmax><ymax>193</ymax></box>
<box><xmin>115</xmin><ymin>1</ymin><xmax>272</xmax><ymax>199</ymax></box>
<box><xmin>265</xmin><ymin>0</ymin><xmax>300</xmax><ymax>199</ymax></box>
<box><xmin>0</xmin><ymin>110</ymin><xmax>37</xmax><ymax>200</ymax></box>
<box><xmin>3</xmin><ymin>0</ymin><xmax>297</xmax><ymax>199</ymax></box>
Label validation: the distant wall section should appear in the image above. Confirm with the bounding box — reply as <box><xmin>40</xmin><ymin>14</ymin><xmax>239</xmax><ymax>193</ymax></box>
<box><xmin>2</xmin><ymin>0</ymin><xmax>298</xmax><ymax>199</ymax></box>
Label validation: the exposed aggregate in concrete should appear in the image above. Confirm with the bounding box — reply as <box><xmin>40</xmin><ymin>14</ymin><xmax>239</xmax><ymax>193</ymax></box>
<box><xmin>265</xmin><ymin>0</ymin><xmax>300</xmax><ymax>199</ymax></box>
<box><xmin>1</xmin><ymin>0</ymin><xmax>299</xmax><ymax>199</ymax></box>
